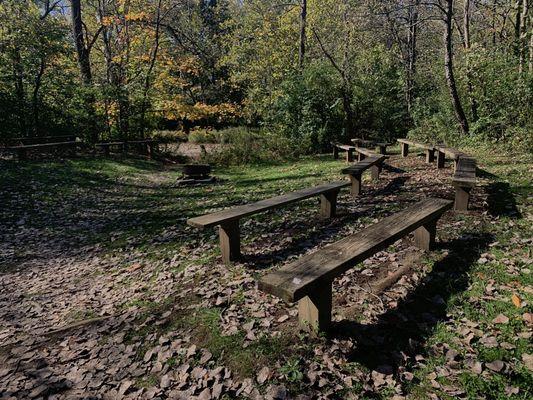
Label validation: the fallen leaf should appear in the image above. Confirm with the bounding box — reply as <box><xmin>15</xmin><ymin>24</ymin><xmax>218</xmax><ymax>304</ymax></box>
<box><xmin>512</xmin><ymin>294</ymin><xmax>522</xmax><ymax>308</ymax></box>
<box><xmin>486</xmin><ymin>360</ymin><xmax>504</xmax><ymax>372</ymax></box>
<box><xmin>492</xmin><ymin>314</ymin><xmax>509</xmax><ymax>324</ymax></box>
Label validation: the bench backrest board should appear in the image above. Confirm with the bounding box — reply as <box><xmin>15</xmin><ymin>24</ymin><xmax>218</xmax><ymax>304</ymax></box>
<box><xmin>258</xmin><ymin>198</ymin><xmax>453</xmax><ymax>302</ymax></box>
<box><xmin>187</xmin><ymin>181</ymin><xmax>350</xmax><ymax>229</ymax></box>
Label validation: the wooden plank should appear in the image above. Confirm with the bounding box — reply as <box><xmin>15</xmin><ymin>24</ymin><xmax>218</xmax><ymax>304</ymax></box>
<box><xmin>187</xmin><ymin>181</ymin><xmax>350</xmax><ymax>229</ymax></box>
<box><xmin>341</xmin><ymin>156</ymin><xmax>385</xmax><ymax>175</ymax></box>
<box><xmin>6</xmin><ymin>141</ymin><xmax>78</xmax><ymax>150</ymax></box>
<box><xmin>258</xmin><ymin>198</ymin><xmax>453</xmax><ymax>303</ymax></box>
<box><xmin>397</xmin><ymin>139</ymin><xmax>434</xmax><ymax>150</ymax></box>
<box><xmin>95</xmin><ymin>142</ymin><xmax>125</xmax><ymax>146</ymax></box>
<box><xmin>436</xmin><ymin>146</ymin><xmax>467</xmax><ymax>160</ymax></box>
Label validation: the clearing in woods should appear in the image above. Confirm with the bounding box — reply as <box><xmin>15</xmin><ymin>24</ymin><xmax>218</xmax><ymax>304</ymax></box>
<box><xmin>0</xmin><ymin>145</ymin><xmax>531</xmax><ymax>399</ymax></box>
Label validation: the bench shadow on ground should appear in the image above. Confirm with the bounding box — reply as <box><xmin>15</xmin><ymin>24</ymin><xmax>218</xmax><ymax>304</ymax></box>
<box><xmin>243</xmin><ymin>176</ymin><xmax>409</xmax><ymax>270</ymax></box>
<box><xmin>486</xmin><ymin>181</ymin><xmax>521</xmax><ymax>219</ymax></box>
<box><xmin>329</xmin><ymin>232</ymin><xmax>493</xmax><ymax>380</ymax></box>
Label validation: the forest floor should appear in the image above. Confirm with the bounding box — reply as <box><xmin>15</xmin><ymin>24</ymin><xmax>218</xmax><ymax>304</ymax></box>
<box><xmin>0</xmin><ymin>145</ymin><xmax>531</xmax><ymax>400</ymax></box>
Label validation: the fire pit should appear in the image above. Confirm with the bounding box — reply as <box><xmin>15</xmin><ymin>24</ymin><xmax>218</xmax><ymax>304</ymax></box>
<box><xmin>177</xmin><ymin>164</ymin><xmax>216</xmax><ymax>185</ymax></box>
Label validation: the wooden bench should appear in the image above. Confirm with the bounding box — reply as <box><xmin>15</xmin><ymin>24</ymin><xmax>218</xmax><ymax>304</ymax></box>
<box><xmin>342</xmin><ymin>156</ymin><xmax>387</xmax><ymax>196</ymax></box>
<box><xmin>351</xmin><ymin>138</ymin><xmax>375</xmax><ymax>148</ymax></box>
<box><xmin>187</xmin><ymin>181</ymin><xmax>351</xmax><ymax>264</ymax></box>
<box><xmin>374</xmin><ymin>142</ymin><xmax>392</xmax><ymax>155</ymax></box>
<box><xmin>397</xmin><ymin>139</ymin><xmax>436</xmax><ymax>163</ymax></box>
<box><xmin>6</xmin><ymin>141</ymin><xmax>78</xmax><ymax>161</ymax></box>
<box><xmin>452</xmin><ymin>157</ymin><xmax>476</xmax><ymax>211</ymax></box>
<box><xmin>2</xmin><ymin>135</ymin><xmax>78</xmax><ymax>147</ymax></box>
<box><xmin>331</xmin><ymin>142</ymin><xmax>356</xmax><ymax>162</ymax></box>
<box><xmin>126</xmin><ymin>139</ymin><xmax>158</xmax><ymax>158</ymax></box>
<box><xmin>435</xmin><ymin>146</ymin><xmax>468</xmax><ymax>170</ymax></box>
<box><xmin>258</xmin><ymin>198</ymin><xmax>453</xmax><ymax>332</ymax></box>
<box><xmin>95</xmin><ymin>142</ymin><xmax>126</xmax><ymax>156</ymax></box>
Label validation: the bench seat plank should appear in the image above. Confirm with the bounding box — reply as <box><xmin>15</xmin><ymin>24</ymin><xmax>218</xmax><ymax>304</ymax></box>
<box><xmin>259</xmin><ymin>198</ymin><xmax>453</xmax><ymax>303</ymax></box>
<box><xmin>6</xmin><ymin>141</ymin><xmax>77</xmax><ymax>150</ymax></box>
<box><xmin>341</xmin><ymin>156</ymin><xmax>385</xmax><ymax>175</ymax></box>
<box><xmin>397</xmin><ymin>139</ymin><xmax>434</xmax><ymax>150</ymax></box>
<box><xmin>187</xmin><ymin>181</ymin><xmax>350</xmax><ymax>229</ymax></box>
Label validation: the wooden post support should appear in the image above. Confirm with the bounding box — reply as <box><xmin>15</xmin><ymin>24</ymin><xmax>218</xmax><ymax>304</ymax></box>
<box><xmin>104</xmin><ymin>145</ymin><xmax>110</xmax><ymax>156</ymax></box>
<box><xmin>146</xmin><ymin>144</ymin><xmax>153</xmax><ymax>159</ymax></box>
<box><xmin>426</xmin><ymin>149</ymin><xmax>435</xmax><ymax>163</ymax></box>
<box><xmin>377</xmin><ymin>145</ymin><xmax>386</xmax><ymax>155</ymax></box>
<box><xmin>333</xmin><ymin>146</ymin><xmax>339</xmax><ymax>159</ymax></box>
<box><xmin>370</xmin><ymin>164</ymin><xmax>380</xmax><ymax>181</ymax></box>
<box><xmin>219</xmin><ymin>220</ymin><xmax>241</xmax><ymax>264</ymax></box>
<box><xmin>437</xmin><ymin>151</ymin><xmax>445</xmax><ymax>168</ymax></box>
<box><xmin>121</xmin><ymin>143</ymin><xmax>126</xmax><ymax>153</ymax></box>
<box><xmin>413</xmin><ymin>220</ymin><xmax>437</xmax><ymax>251</ymax></box>
<box><xmin>349</xmin><ymin>174</ymin><xmax>362</xmax><ymax>197</ymax></box>
<box><xmin>401</xmin><ymin>143</ymin><xmax>409</xmax><ymax>157</ymax></box>
<box><xmin>17</xmin><ymin>148</ymin><xmax>27</xmax><ymax>161</ymax></box>
<box><xmin>454</xmin><ymin>185</ymin><xmax>471</xmax><ymax>211</ymax></box>
<box><xmin>346</xmin><ymin>149</ymin><xmax>354</xmax><ymax>163</ymax></box>
<box><xmin>320</xmin><ymin>190</ymin><xmax>338</xmax><ymax>218</ymax></box>
<box><xmin>298</xmin><ymin>280</ymin><xmax>332</xmax><ymax>333</ymax></box>
<box><xmin>358</xmin><ymin>152</ymin><xmax>366</xmax><ymax>162</ymax></box>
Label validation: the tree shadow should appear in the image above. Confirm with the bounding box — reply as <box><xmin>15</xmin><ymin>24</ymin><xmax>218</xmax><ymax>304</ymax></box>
<box><xmin>243</xmin><ymin>177</ymin><xmax>409</xmax><ymax>270</ymax></box>
<box><xmin>329</xmin><ymin>232</ymin><xmax>493</xmax><ymax>378</ymax></box>
<box><xmin>486</xmin><ymin>182</ymin><xmax>521</xmax><ymax>219</ymax></box>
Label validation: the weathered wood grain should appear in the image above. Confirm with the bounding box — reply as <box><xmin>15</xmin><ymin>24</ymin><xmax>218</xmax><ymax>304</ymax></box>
<box><xmin>187</xmin><ymin>181</ymin><xmax>350</xmax><ymax>229</ymax></box>
<box><xmin>258</xmin><ymin>198</ymin><xmax>453</xmax><ymax>303</ymax></box>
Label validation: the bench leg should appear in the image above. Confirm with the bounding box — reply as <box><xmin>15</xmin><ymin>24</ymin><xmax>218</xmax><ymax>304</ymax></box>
<box><xmin>454</xmin><ymin>186</ymin><xmax>471</xmax><ymax>211</ymax></box>
<box><xmin>18</xmin><ymin>148</ymin><xmax>27</xmax><ymax>161</ymax></box>
<box><xmin>320</xmin><ymin>190</ymin><xmax>338</xmax><ymax>218</ymax></box>
<box><xmin>298</xmin><ymin>281</ymin><xmax>332</xmax><ymax>333</ymax></box>
<box><xmin>413</xmin><ymin>221</ymin><xmax>437</xmax><ymax>251</ymax></box>
<box><xmin>146</xmin><ymin>144</ymin><xmax>153</xmax><ymax>159</ymax></box>
<box><xmin>401</xmin><ymin>143</ymin><xmax>409</xmax><ymax>157</ymax></box>
<box><xmin>104</xmin><ymin>146</ymin><xmax>110</xmax><ymax>156</ymax></box>
<box><xmin>333</xmin><ymin>147</ymin><xmax>339</xmax><ymax>159</ymax></box>
<box><xmin>437</xmin><ymin>151</ymin><xmax>445</xmax><ymax>168</ymax></box>
<box><xmin>377</xmin><ymin>145</ymin><xmax>386</xmax><ymax>155</ymax></box>
<box><xmin>426</xmin><ymin>149</ymin><xmax>435</xmax><ymax>163</ymax></box>
<box><xmin>370</xmin><ymin>164</ymin><xmax>381</xmax><ymax>181</ymax></box>
<box><xmin>346</xmin><ymin>149</ymin><xmax>354</xmax><ymax>163</ymax></box>
<box><xmin>349</xmin><ymin>174</ymin><xmax>361</xmax><ymax>197</ymax></box>
<box><xmin>219</xmin><ymin>221</ymin><xmax>241</xmax><ymax>264</ymax></box>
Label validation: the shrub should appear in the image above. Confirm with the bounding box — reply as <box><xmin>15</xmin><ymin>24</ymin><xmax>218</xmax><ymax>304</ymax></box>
<box><xmin>202</xmin><ymin>127</ymin><xmax>300</xmax><ymax>166</ymax></box>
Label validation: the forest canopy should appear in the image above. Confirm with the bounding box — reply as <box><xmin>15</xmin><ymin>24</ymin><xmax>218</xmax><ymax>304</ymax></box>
<box><xmin>0</xmin><ymin>0</ymin><xmax>531</xmax><ymax>152</ymax></box>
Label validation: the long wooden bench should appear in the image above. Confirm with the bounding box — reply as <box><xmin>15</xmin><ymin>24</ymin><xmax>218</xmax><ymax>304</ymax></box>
<box><xmin>342</xmin><ymin>156</ymin><xmax>387</xmax><ymax>196</ymax></box>
<box><xmin>351</xmin><ymin>138</ymin><xmax>375</xmax><ymax>148</ymax></box>
<box><xmin>258</xmin><ymin>198</ymin><xmax>453</xmax><ymax>332</ymax></box>
<box><xmin>397</xmin><ymin>139</ymin><xmax>436</xmax><ymax>163</ymax></box>
<box><xmin>435</xmin><ymin>146</ymin><xmax>468</xmax><ymax>170</ymax></box>
<box><xmin>95</xmin><ymin>142</ymin><xmax>126</xmax><ymax>156</ymax></box>
<box><xmin>187</xmin><ymin>181</ymin><xmax>350</xmax><ymax>264</ymax></box>
<box><xmin>331</xmin><ymin>142</ymin><xmax>356</xmax><ymax>162</ymax></box>
<box><xmin>6</xmin><ymin>141</ymin><xmax>78</xmax><ymax>161</ymax></box>
<box><xmin>452</xmin><ymin>157</ymin><xmax>476</xmax><ymax>211</ymax></box>
<box><xmin>2</xmin><ymin>135</ymin><xmax>78</xmax><ymax>147</ymax></box>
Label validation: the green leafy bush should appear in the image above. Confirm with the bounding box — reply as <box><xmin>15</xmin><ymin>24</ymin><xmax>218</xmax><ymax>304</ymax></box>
<box><xmin>202</xmin><ymin>127</ymin><xmax>300</xmax><ymax>166</ymax></box>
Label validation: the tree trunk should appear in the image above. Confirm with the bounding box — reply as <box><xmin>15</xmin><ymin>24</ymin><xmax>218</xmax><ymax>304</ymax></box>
<box><xmin>444</xmin><ymin>0</ymin><xmax>469</xmax><ymax>135</ymax></box>
<box><xmin>298</xmin><ymin>0</ymin><xmax>307</xmax><ymax>69</ymax></box>
<box><xmin>405</xmin><ymin>0</ymin><xmax>420</xmax><ymax>115</ymax></box>
<box><xmin>463</xmin><ymin>0</ymin><xmax>478</xmax><ymax>122</ymax></box>
<box><xmin>70</xmin><ymin>0</ymin><xmax>98</xmax><ymax>142</ymax></box>
<box><xmin>32</xmin><ymin>58</ymin><xmax>46</xmax><ymax>136</ymax></box>
<box><xmin>70</xmin><ymin>0</ymin><xmax>92</xmax><ymax>84</ymax></box>
<box><xmin>518</xmin><ymin>0</ymin><xmax>530</xmax><ymax>73</ymax></box>
<box><xmin>12</xmin><ymin>46</ymin><xmax>26</xmax><ymax>136</ymax></box>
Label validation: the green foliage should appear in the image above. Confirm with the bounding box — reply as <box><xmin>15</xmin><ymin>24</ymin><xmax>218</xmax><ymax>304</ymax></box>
<box><xmin>202</xmin><ymin>127</ymin><xmax>300</xmax><ymax>166</ymax></box>
<box><xmin>267</xmin><ymin>62</ymin><xmax>344</xmax><ymax>152</ymax></box>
